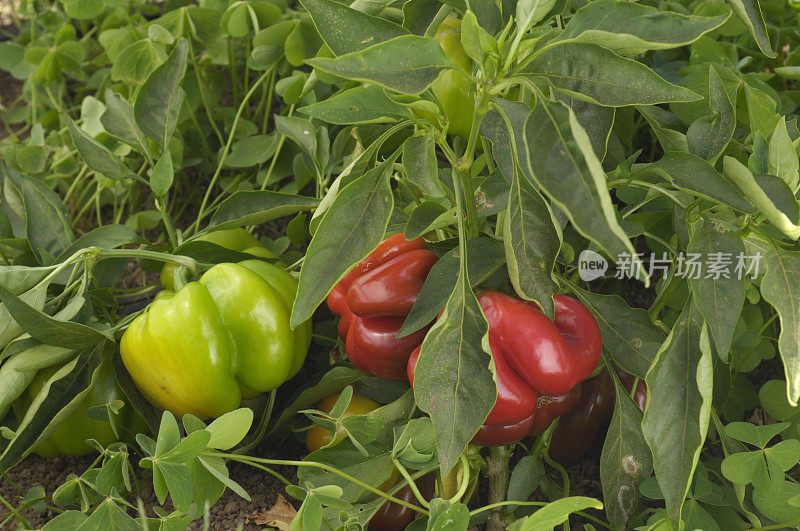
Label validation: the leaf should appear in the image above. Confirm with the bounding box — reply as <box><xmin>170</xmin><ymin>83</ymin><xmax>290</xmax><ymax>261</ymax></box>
<box><xmin>413</xmin><ymin>236</ymin><xmax>495</xmax><ymax>475</ymax></box>
<box><xmin>687</xmin><ymin>220</ymin><xmax>745</xmax><ymax>362</ymax></box>
<box><xmin>110</xmin><ymin>39</ymin><xmax>167</xmax><ymax>84</ymax></box>
<box><xmin>569</xmin><ymin>287</ymin><xmax>664</xmax><ymax>379</ymax></box>
<box><xmin>399</xmin><ymin>237</ymin><xmax>505</xmax><ymax>338</ymax></box>
<box><xmin>246</xmin><ymin>494</ymin><xmax>298</xmax><ymax>528</ymax></box>
<box><xmin>510</xmin><ymin>497</ymin><xmax>603</xmax><ymax>530</ymax></box>
<box><xmin>134</xmin><ymin>39</ymin><xmax>188</xmax><ymax>150</ymax></box>
<box><xmin>292</xmin><ymin>158</ymin><xmax>395</xmax><ymax>328</ymax></box>
<box><xmin>524</xmin><ymin>98</ymin><xmax>645</xmax><ymax>282</ymax></box>
<box><xmin>300</xmin><ymin>0</ymin><xmax>407</xmax><ymax>55</ymax></box>
<box><xmin>503</xmin><ymin>170</ymin><xmax>560</xmax><ymax>319</ymax></box>
<box><xmin>206</xmin><ymin>191</ymin><xmax>319</xmax><ymax>231</ymax></box>
<box><xmin>206</xmin><ymin>408</ymin><xmax>254</xmax><ymax>450</ymax></box>
<box><xmin>723</xmin><ymin>157</ymin><xmax>800</xmax><ymax>240</ymax></box>
<box><xmin>601</xmin><ymin>371</ymin><xmax>653</xmax><ymax>530</ymax></box>
<box><xmin>527</xmin><ymin>42</ymin><xmax>701</xmax><ymax>106</ymax></box>
<box><xmin>65</xmin><ymin>115</ymin><xmax>136</xmax><ymax>181</ymax></box>
<box><xmin>0</xmin><ymin>345</ymin><xmax>103</xmax><ymax>469</ymax></box>
<box><xmin>402</xmin><ymin>132</ymin><xmax>446</xmax><ymax>197</ymax></box>
<box><xmin>57</xmin><ymin>225</ymin><xmax>143</xmax><ymax>262</ymax></box>
<box><xmin>686</xmin><ymin>65</ymin><xmax>735</xmax><ymax>161</ymax></box>
<box><xmin>726</xmin><ymin>0</ymin><xmax>775</xmax><ymax>58</ymax></box>
<box><xmin>307</xmin><ymin>35</ymin><xmax>452</xmax><ymax>94</ymax></box>
<box><xmin>0</xmin><ymin>344</ymin><xmax>76</xmax><ymax>419</ymax></box>
<box><xmin>559</xmin><ymin>0</ymin><xmax>729</xmax><ymax>55</ymax></box>
<box><xmin>300</xmin><ymin>440</ymin><xmax>395</xmax><ymax>502</ymax></box>
<box><xmin>61</xmin><ymin>0</ymin><xmax>104</xmax><ymax>19</ymax></box>
<box><xmin>301</xmin><ymin>86</ymin><xmax>412</xmax><ymax>125</ymax></box>
<box><xmin>0</xmin><ymin>285</ymin><xmax>113</xmax><ymax>348</ymax></box>
<box><xmin>1</xmin><ymin>163</ymin><xmax>74</xmax><ymax>262</ymax></box>
<box><xmin>768</xmin><ymin>116</ymin><xmax>799</xmax><ymax>191</ymax></box>
<box><xmin>405</xmin><ymin>202</ymin><xmax>456</xmax><ymax>240</ymax></box>
<box><xmin>149</xmin><ymin>151</ymin><xmax>173</xmax><ymax>197</ymax></box>
<box><xmin>507</xmin><ymin>456</ymin><xmax>544</xmax><ymax>512</ymax></box>
<box><xmin>515</xmin><ymin>0</ymin><xmax>558</xmax><ymax>33</ymax></box>
<box><xmin>647</xmin><ymin>152</ymin><xmax>754</xmax><ymax>213</ymax></box>
<box><xmin>641</xmin><ymin>304</ymin><xmax>713</xmax><ymax>527</ymax></box>
<box><xmin>223</xmin><ymin>135</ymin><xmax>278</xmax><ymax>168</ymax></box>
<box><xmin>761</xmin><ymin>247</ymin><xmax>800</xmax><ymax>406</ymax></box>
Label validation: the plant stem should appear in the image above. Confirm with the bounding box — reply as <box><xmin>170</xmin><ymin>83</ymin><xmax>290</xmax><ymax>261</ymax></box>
<box><xmin>486</xmin><ymin>445</ymin><xmax>512</xmax><ymax>531</ymax></box>
<box><xmin>191</xmin><ymin>69</ymin><xmax>273</xmax><ymax>235</ymax></box>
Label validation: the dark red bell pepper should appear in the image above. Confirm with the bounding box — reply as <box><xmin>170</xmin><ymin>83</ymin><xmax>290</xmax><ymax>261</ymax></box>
<box><xmin>408</xmin><ymin>291</ymin><xmax>602</xmax><ymax>446</ymax></box>
<box><xmin>529</xmin><ymin>385</ymin><xmax>582</xmax><ymax>435</ymax></box>
<box><xmin>327</xmin><ymin>234</ymin><xmax>438</xmax><ymax>380</ymax></box>
<box><xmin>368</xmin><ymin>474</ymin><xmax>435</xmax><ymax>531</ymax></box>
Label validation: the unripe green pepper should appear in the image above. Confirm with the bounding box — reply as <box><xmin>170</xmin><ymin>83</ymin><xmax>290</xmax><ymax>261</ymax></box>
<box><xmin>160</xmin><ymin>228</ymin><xmax>281</xmax><ymax>291</ymax></box>
<box><xmin>430</xmin><ymin>17</ymin><xmax>474</xmax><ymax>139</ymax></box>
<box><xmin>14</xmin><ymin>351</ymin><xmax>146</xmax><ymax>457</ymax></box>
<box><xmin>122</xmin><ymin>261</ymin><xmax>311</xmax><ymax>419</ymax></box>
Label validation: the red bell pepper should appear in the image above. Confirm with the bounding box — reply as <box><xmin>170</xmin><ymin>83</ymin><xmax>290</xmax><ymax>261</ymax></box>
<box><xmin>408</xmin><ymin>290</ymin><xmax>602</xmax><ymax>446</ymax></box>
<box><xmin>327</xmin><ymin>234</ymin><xmax>438</xmax><ymax>380</ymax></box>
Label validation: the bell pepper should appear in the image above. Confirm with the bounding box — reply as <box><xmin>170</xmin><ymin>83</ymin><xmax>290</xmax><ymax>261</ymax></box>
<box><xmin>430</xmin><ymin>17</ymin><xmax>474</xmax><ymax>139</ymax></box>
<box><xmin>327</xmin><ymin>233</ymin><xmax>438</xmax><ymax>380</ymax></box>
<box><xmin>369</xmin><ymin>474</ymin><xmax>436</xmax><ymax>531</ymax></box>
<box><xmin>616</xmin><ymin>368</ymin><xmax>647</xmax><ymax>412</ymax></box>
<box><xmin>306</xmin><ymin>387</ymin><xmax>379</xmax><ymax>452</ymax></box>
<box><xmin>13</xmin><ymin>350</ymin><xmax>145</xmax><ymax>457</ymax></box>
<box><xmin>408</xmin><ymin>291</ymin><xmax>602</xmax><ymax>446</ymax></box>
<box><xmin>529</xmin><ymin>384</ymin><xmax>582</xmax><ymax>435</ymax></box>
<box><xmin>160</xmin><ymin>228</ymin><xmax>281</xmax><ymax>291</ymax></box>
<box><xmin>549</xmin><ymin>370</ymin><xmax>615</xmax><ymax>462</ymax></box>
<box><xmin>121</xmin><ymin>260</ymin><xmax>312</xmax><ymax>419</ymax></box>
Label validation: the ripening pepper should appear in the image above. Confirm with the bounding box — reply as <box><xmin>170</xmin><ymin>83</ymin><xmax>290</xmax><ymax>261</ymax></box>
<box><xmin>529</xmin><ymin>384</ymin><xmax>582</xmax><ymax>435</ymax></box>
<box><xmin>305</xmin><ymin>387</ymin><xmax>379</xmax><ymax>452</ymax></box>
<box><xmin>160</xmin><ymin>228</ymin><xmax>281</xmax><ymax>291</ymax></box>
<box><xmin>369</xmin><ymin>474</ymin><xmax>436</xmax><ymax>531</ymax></box>
<box><xmin>549</xmin><ymin>369</ymin><xmax>647</xmax><ymax>462</ymax></box>
<box><xmin>327</xmin><ymin>233</ymin><xmax>438</xmax><ymax>380</ymax></box>
<box><xmin>13</xmin><ymin>350</ymin><xmax>146</xmax><ymax>457</ymax></box>
<box><xmin>408</xmin><ymin>291</ymin><xmax>602</xmax><ymax>446</ymax></box>
<box><xmin>121</xmin><ymin>260</ymin><xmax>312</xmax><ymax>419</ymax></box>
<box><xmin>430</xmin><ymin>17</ymin><xmax>474</xmax><ymax>139</ymax></box>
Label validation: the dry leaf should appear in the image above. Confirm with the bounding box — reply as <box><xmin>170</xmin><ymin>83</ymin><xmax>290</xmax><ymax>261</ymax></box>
<box><xmin>246</xmin><ymin>494</ymin><xmax>297</xmax><ymax>529</ymax></box>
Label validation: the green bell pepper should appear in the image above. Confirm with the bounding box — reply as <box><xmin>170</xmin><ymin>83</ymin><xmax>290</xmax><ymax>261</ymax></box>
<box><xmin>431</xmin><ymin>17</ymin><xmax>474</xmax><ymax>139</ymax></box>
<box><xmin>122</xmin><ymin>260</ymin><xmax>312</xmax><ymax>419</ymax></box>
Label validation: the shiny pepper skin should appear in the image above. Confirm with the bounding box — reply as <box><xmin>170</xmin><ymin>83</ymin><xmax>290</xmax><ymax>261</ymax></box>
<box><xmin>529</xmin><ymin>384</ymin><xmax>582</xmax><ymax>435</ymax></box>
<box><xmin>327</xmin><ymin>234</ymin><xmax>438</xmax><ymax>380</ymax></box>
<box><xmin>160</xmin><ymin>228</ymin><xmax>281</xmax><ymax>291</ymax></box>
<box><xmin>369</xmin><ymin>474</ymin><xmax>436</xmax><ymax>531</ymax></box>
<box><xmin>122</xmin><ymin>260</ymin><xmax>312</xmax><ymax>419</ymax></box>
<box><xmin>14</xmin><ymin>350</ymin><xmax>146</xmax><ymax>457</ymax></box>
<box><xmin>409</xmin><ymin>291</ymin><xmax>603</xmax><ymax>446</ymax></box>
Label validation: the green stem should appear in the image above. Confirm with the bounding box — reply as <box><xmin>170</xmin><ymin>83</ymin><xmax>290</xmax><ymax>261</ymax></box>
<box><xmin>486</xmin><ymin>445</ymin><xmax>512</xmax><ymax>531</ymax></box>
<box><xmin>155</xmin><ymin>197</ymin><xmax>178</xmax><ymax>248</ymax></box>
<box><xmin>392</xmin><ymin>458</ymin><xmax>431</xmax><ymax>508</ymax></box>
<box><xmin>191</xmin><ymin>69</ymin><xmax>273</xmax><ymax>234</ymax></box>
<box><xmin>447</xmin><ymin>454</ymin><xmax>471</xmax><ymax>504</ymax></box>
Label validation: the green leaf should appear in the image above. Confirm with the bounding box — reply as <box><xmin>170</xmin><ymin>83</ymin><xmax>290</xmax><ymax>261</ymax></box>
<box><xmin>205</xmin><ymin>408</ymin><xmax>254</xmax><ymax>450</ymax></box>
<box><xmin>206</xmin><ymin>191</ymin><xmax>319</xmax><ymax>231</ymax></box>
<box><xmin>399</xmin><ymin>237</ymin><xmax>505</xmax><ymax>338</ymax></box>
<box><xmin>721</xmin><ymin>451</ymin><xmax>765</xmax><ymax>486</ymax></box>
<box><xmin>524</xmin><ymin>98</ymin><xmax>645</xmax><ymax>282</ymax></box>
<box><xmin>503</xmin><ymin>170</ymin><xmax>560</xmax><ymax>319</ymax></box>
<box><xmin>405</xmin><ymin>202</ymin><xmax>455</xmax><ymax>240</ymax></box>
<box><xmin>509</xmin><ymin>497</ymin><xmax>603</xmax><ymax>530</ymax></box>
<box><xmin>134</xmin><ymin>39</ymin><xmax>188</xmax><ymax>150</ymax></box>
<box><xmin>687</xmin><ymin>219</ymin><xmax>745</xmax><ymax>362</ymax></box>
<box><xmin>637</xmin><ymin>106</ymin><xmax>688</xmax><ymax>153</ymax></box>
<box><xmin>61</xmin><ymin>0</ymin><xmax>105</xmax><ymax>19</ymax></box>
<box><xmin>292</xmin><ymin>158</ymin><xmax>395</xmax><ymax>328</ymax></box>
<box><xmin>301</xmin><ymin>440</ymin><xmax>395</xmax><ymax>502</ymax></box>
<box><xmin>65</xmin><ymin>115</ymin><xmax>136</xmax><ymax>182</ymax></box>
<box><xmin>100</xmin><ymin>90</ymin><xmax>149</xmax><ymax>154</ymax></box>
<box><xmin>301</xmin><ymin>86</ymin><xmax>412</xmax><ymax>125</ymax></box>
<box><xmin>0</xmin><ymin>345</ymin><xmax>103</xmax><ymax>469</ymax></box>
<box><xmin>0</xmin><ymin>344</ymin><xmax>76</xmax><ymax>419</ymax></box>
<box><xmin>647</xmin><ymin>152</ymin><xmax>754</xmax><ymax>213</ymax></box>
<box><xmin>601</xmin><ymin>372</ymin><xmax>653</xmax><ymax>530</ymax></box>
<box><xmin>569</xmin><ymin>287</ymin><xmax>664</xmax><ymax>378</ymax></box>
<box><xmin>78</xmin><ymin>498</ymin><xmax>140</xmax><ymax>531</ymax></box>
<box><xmin>768</xmin><ymin>117</ymin><xmax>799</xmax><ymax>191</ymax></box>
<box><xmin>686</xmin><ymin>65</ymin><xmax>735</xmax><ymax>161</ymax></box>
<box><xmin>300</xmin><ymin>0</ymin><xmax>407</xmax><ymax>55</ymax></box>
<box><xmin>641</xmin><ymin>304</ymin><xmax>713</xmax><ymax>527</ymax></box>
<box><xmin>307</xmin><ymin>35</ymin><xmax>452</xmax><ymax>94</ymax></box>
<box><xmin>402</xmin><ymin>132</ymin><xmax>446</xmax><ymax>198</ymax></box>
<box><xmin>726</xmin><ymin>0</ymin><xmax>775</xmax><ymax>58</ymax></box>
<box><xmin>723</xmin><ymin>157</ymin><xmax>800</xmax><ymax>240</ymax></box>
<box><xmin>559</xmin><ymin>0</ymin><xmax>729</xmax><ymax>55</ymax></box>
<box><xmin>413</xmin><ymin>236</ymin><xmax>495</xmax><ymax>476</ymax></box>
<box><xmin>224</xmin><ymin>135</ymin><xmax>278</xmax><ymax>168</ymax></box>
<box><xmin>1</xmin><ymin>163</ymin><xmax>74</xmax><ymax>261</ymax></box>
<box><xmin>149</xmin><ymin>151</ymin><xmax>174</xmax><ymax>197</ymax></box>
<box><xmin>274</xmin><ymin>116</ymin><xmax>317</xmax><ymax>160</ymax></box>
<box><xmin>725</xmin><ymin>421</ymin><xmax>789</xmax><ymax>448</ymax></box>
<box><xmin>516</xmin><ymin>0</ymin><xmax>558</xmax><ymax>33</ymax></box>
<box><xmin>761</xmin><ymin>246</ymin><xmax>800</xmax><ymax>406</ymax></box>
<box><xmin>527</xmin><ymin>43</ymin><xmax>701</xmax><ymax>106</ymax></box>
<box><xmin>429</xmin><ymin>503</ymin><xmax>470</xmax><ymax>530</ymax></box>
<box><xmin>753</xmin><ymin>480</ymin><xmax>800</xmax><ymax>523</ymax></box>
<box><xmin>507</xmin><ymin>455</ymin><xmax>544</xmax><ymax>512</ymax></box>
<box><xmin>110</xmin><ymin>39</ymin><xmax>167</xmax><ymax>84</ymax></box>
